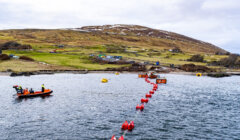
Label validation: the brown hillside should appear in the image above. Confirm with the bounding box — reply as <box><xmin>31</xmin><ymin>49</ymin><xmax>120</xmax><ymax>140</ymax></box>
<box><xmin>0</xmin><ymin>24</ymin><xmax>227</xmax><ymax>54</ymax></box>
<box><xmin>76</xmin><ymin>24</ymin><xmax>227</xmax><ymax>54</ymax></box>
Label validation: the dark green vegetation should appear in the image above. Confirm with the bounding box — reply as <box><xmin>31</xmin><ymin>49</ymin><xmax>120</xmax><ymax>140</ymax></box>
<box><xmin>187</xmin><ymin>54</ymin><xmax>204</xmax><ymax>62</ymax></box>
<box><xmin>209</xmin><ymin>54</ymin><xmax>240</xmax><ymax>68</ymax></box>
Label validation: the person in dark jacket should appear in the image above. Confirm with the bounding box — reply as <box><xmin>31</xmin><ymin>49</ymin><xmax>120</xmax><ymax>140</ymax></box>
<box><xmin>41</xmin><ymin>84</ymin><xmax>45</xmax><ymax>92</ymax></box>
<box><xmin>19</xmin><ymin>86</ymin><xmax>23</xmax><ymax>94</ymax></box>
<box><xmin>30</xmin><ymin>88</ymin><xmax>34</xmax><ymax>94</ymax></box>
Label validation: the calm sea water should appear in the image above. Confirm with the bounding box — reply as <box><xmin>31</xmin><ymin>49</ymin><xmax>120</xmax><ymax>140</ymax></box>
<box><xmin>0</xmin><ymin>73</ymin><xmax>240</xmax><ymax>139</ymax></box>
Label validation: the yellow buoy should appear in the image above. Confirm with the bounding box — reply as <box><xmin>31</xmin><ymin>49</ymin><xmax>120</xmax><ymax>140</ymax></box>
<box><xmin>115</xmin><ymin>72</ymin><xmax>119</xmax><ymax>75</ymax></box>
<box><xmin>101</xmin><ymin>78</ymin><xmax>108</xmax><ymax>83</ymax></box>
<box><xmin>196</xmin><ymin>73</ymin><xmax>202</xmax><ymax>77</ymax></box>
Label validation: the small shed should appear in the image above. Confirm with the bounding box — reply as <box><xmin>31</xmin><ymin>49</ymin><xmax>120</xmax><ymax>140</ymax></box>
<box><xmin>113</xmin><ymin>56</ymin><xmax>122</xmax><ymax>60</ymax></box>
<box><xmin>106</xmin><ymin>55</ymin><xmax>113</xmax><ymax>59</ymax></box>
<box><xmin>128</xmin><ymin>61</ymin><xmax>135</xmax><ymax>64</ymax></box>
<box><xmin>144</xmin><ymin>62</ymin><xmax>150</xmax><ymax>65</ymax></box>
<box><xmin>98</xmin><ymin>54</ymin><xmax>106</xmax><ymax>58</ymax></box>
<box><xmin>169</xmin><ymin>47</ymin><xmax>182</xmax><ymax>53</ymax></box>
<box><xmin>9</xmin><ymin>54</ymin><xmax>15</xmax><ymax>58</ymax></box>
<box><xmin>170</xmin><ymin>64</ymin><xmax>175</xmax><ymax>68</ymax></box>
<box><xmin>13</xmin><ymin>56</ymin><xmax>19</xmax><ymax>59</ymax></box>
<box><xmin>58</xmin><ymin>45</ymin><xmax>64</xmax><ymax>48</ymax></box>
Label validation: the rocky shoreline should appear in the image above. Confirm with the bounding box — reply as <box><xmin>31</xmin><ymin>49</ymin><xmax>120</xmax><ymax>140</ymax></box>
<box><xmin>0</xmin><ymin>63</ymin><xmax>239</xmax><ymax>77</ymax></box>
<box><xmin>0</xmin><ymin>69</ymin><xmax>239</xmax><ymax>78</ymax></box>
<box><xmin>6</xmin><ymin>70</ymin><xmax>88</xmax><ymax>77</ymax></box>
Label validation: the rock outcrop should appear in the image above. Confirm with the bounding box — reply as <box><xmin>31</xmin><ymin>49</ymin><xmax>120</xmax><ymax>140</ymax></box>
<box><xmin>180</xmin><ymin>64</ymin><xmax>214</xmax><ymax>72</ymax></box>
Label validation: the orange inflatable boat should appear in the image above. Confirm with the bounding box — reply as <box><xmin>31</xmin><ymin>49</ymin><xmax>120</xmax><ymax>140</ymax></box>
<box><xmin>13</xmin><ymin>85</ymin><xmax>53</xmax><ymax>98</ymax></box>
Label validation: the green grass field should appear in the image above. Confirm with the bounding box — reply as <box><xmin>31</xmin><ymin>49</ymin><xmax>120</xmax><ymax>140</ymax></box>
<box><xmin>1</xmin><ymin>45</ymin><xmax>229</xmax><ymax>72</ymax></box>
<box><xmin>3</xmin><ymin>49</ymin><xmax>130</xmax><ymax>70</ymax></box>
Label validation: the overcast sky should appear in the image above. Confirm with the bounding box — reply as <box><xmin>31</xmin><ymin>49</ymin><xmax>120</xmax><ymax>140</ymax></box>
<box><xmin>0</xmin><ymin>0</ymin><xmax>239</xmax><ymax>53</ymax></box>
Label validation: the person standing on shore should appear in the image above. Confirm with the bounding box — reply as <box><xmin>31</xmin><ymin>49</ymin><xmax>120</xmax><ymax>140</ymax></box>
<box><xmin>41</xmin><ymin>84</ymin><xmax>45</xmax><ymax>92</ymax></box>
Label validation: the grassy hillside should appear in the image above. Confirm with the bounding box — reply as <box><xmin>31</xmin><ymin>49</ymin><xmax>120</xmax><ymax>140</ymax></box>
<box><xmin>0</xmin><ymin>25</ymin><xmax>231</xmax><ymax>72</ymax></box>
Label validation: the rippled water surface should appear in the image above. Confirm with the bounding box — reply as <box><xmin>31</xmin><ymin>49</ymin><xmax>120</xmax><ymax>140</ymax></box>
<box><xmin>0</xmin><ymin>73</ymin><xmax>240</xmax><ymax>139</ymax></box>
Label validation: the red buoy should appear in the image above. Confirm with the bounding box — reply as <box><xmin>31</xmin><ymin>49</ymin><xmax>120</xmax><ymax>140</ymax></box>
<box><xmin>145</xmin><ymin>98</ymin><xmax>149</xmax><ymax>103</ymax></box>
<box><xmin>111</xmin><ymin>135</ymin><xmax>117</xmax><ymax>140</ymax></box>
<box><xmin>118</xmin><ymin>136</ymin><xmax>124</xmax><ymax>140</ymax></box>
<box><xmin>128</xmin><ymin>121</ymin><xmax>134</xmax><ymax>131</ymax></box>
<box><xmin>136</xmin><ymin>104</ymin><xmax>140</xmax><ymax>110</ymax></box>
<box><xmin>149</xmin><ymin>90</ymin><xmax>154</xmax><ymax>94</ymax></box>
<box><xmin>141</xmin><ymin>98</ymin><xmax>148</xmax><ymax>103</ymax></box>
<box><xmin>140</xmin><ymin>104</ymin><xmax>144</xmax><ymax>111</ymax></box>
<box><xmin>146</xmin><ymin>94</ymin><xmax>152</xmax><ymax>98</ymax></box>
<box><xmin>121</xmin><ymin>121</ymin><xmax>128</xmax><ymax>130</ymax></box>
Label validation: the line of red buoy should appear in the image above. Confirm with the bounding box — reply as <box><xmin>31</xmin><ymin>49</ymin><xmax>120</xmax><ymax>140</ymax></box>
<box><xmin>111</xmin><ymin>75</ymin><xmax>159</xmax><ymax>140</ymax></box>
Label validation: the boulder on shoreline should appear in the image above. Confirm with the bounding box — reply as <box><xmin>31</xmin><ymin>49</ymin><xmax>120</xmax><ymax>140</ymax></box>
<box><xmin>10</xmin><ymin>72</ymin><xmax>35</xmax><ymax>77</ymax></box>
<box><xmin>105</xmin><ymin>63</ymin><xmax>146</xmax><ymax>72</ymax></box>
<box><xmin>9</xmin><ymin>70</ymin><xmax>88</xmax><ymax>77</ymax></box>
<box><xmin>207</xmin><ymin>73</ymin><xmax>231</xmax><ymax>78</ymax></box>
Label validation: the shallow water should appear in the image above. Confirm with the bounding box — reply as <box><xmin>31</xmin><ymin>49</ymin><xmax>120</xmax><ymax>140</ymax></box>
<box><xmin>0</xmin><ymin>73</ymin><xmax>240</xmax><ymax>139</ymax></box>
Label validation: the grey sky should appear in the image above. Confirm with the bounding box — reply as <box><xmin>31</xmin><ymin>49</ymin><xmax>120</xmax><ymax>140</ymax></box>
<box><xmin>0</xmin><ymin>0</ymin><xmax>239</xmax><ymax>53</ymax></box>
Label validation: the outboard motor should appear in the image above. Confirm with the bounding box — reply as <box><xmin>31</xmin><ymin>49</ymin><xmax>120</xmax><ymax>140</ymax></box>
<box><xmin>13</xmin><ymin>85</ymin><xmax>19</xmax><ymax>93</ymax></box>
